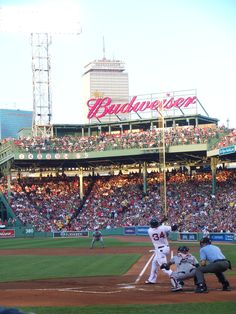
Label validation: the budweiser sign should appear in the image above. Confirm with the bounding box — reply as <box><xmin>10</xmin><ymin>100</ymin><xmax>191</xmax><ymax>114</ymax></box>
<box><xmin>87</xmin><ymin>95</ymin><xmax>197</xmax><ymax>119</ymax></box>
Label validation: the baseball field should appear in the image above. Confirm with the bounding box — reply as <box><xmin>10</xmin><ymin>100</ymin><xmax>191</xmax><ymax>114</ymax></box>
<box><xmin>0</xmin><ymin>236</ymin><xmax>235</xmax><ymax>314</ymax></box>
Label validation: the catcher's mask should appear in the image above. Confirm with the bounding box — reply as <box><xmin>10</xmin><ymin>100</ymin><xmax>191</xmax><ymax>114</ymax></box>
<box><xmin>200</xmin><ymin>237</ymin><xmax>211</xmax><ymax>247</ymax></box>
<box><xmin>150</xmin><ymin>217</ymin><xmax>159</xmax><ymax>228</ymax></box>
<box><xmin>177</xmin><ymin>246</ymin><xmax>189</xmax><ymax>254</ymax></box>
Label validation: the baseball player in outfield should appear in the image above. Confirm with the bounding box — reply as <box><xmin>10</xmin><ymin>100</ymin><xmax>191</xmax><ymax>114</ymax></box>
<box><xmin>90</xmin><ymin>227</ymin><xmax>105</xmax><ymax>249</ymax></box>
<box><xmin>161</xmin><ymin>246</ymin><xmax>199</xmax><ymax>292</ymax></box>
<box><xmin>145</xmin><ymin>217</ymin><xmax>178</xmax><ymax>284</ymax></box>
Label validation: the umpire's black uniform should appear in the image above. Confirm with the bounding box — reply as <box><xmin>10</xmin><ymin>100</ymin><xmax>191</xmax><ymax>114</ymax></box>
<box><xmin>195</xmin><ymin>237</ymin><xmax>231</xmax><ymax>293</ymax></box>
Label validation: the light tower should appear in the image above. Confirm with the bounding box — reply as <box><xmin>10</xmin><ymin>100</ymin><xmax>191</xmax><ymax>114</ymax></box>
<box><xmin>31</xmin><ymin>32</ymin><xmax>53</xmax><ymax>137</ymax></box>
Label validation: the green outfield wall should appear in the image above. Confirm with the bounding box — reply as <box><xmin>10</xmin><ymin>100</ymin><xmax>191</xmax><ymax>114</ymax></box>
<box><xmin>0</xmin><ymin>227</ymin><xmax>235</xmax><ymax>243</ymax></box>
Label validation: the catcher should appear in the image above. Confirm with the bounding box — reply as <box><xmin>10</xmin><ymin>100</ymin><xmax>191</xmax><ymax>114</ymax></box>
<box><xmin>161</xmin><ymin>246</ymin><xmax>199</xmax><ymax>292</ymax></box>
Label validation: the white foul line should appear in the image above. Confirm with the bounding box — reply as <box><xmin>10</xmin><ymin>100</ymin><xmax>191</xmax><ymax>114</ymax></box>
<box><xmin>3</xmin><ymin>288</ymin><xmax>121</xmax><ymax>294</ymax></box>
<box><xmin>134</xmin><ymin>253</ymin><xmax>155</xmax><ymax>284</ymax></box>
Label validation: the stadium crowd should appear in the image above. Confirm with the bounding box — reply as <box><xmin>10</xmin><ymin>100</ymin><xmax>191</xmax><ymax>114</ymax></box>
<box><xmin>11</xmin><ymin>125</ymin><xmax>228</xmax><ymax>153</ymax></box>
<box><xmin>0</xmin><ymin>123</ymin><xmax>235</xmax><ymax>233</ymax></box>
<box><xmin>0</xmin><ymin>175</ymin><xmax>92</xmax><ymax>232</ymax></box>
<box><xmin>1</xmin><ymin>168</ymin><xmax>235</xmax><ymax>233</ymax></box>
<box><xmin>213</xmin><ymin>128</ymin><xmax>236</xmax><ymax>149</ymax></box>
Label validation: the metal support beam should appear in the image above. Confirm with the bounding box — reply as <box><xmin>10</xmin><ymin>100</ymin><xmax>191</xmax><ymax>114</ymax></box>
<box><xmin>79</xmin><ymin>168</ymin><xmax>84</xmax><ymax>200</ymax></box>
<box><xmin>158</xmin><ymin>104</ymin><xmax>167</xmax><ymax>216</ymax></box>
<box><xmin>143</xmin><ymin>161</ymin><xmax>147</xmax><ymax>194</ymax></box>
<box><xmin>211</xmin><ymin>156</ymin><xmax>218</xmax><ymax>195</ymax></box>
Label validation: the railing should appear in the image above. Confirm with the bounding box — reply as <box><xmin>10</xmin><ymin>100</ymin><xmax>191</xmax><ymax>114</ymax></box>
<box><xmin>0</xmin><ymin>141</ymin><xmax>15</xmax><ymax>166</ymax></box>
<box><xmin>0</xmin><ymin>192</ymin><xmax>22</xmax><ymax>227</ymax></box>
<box><xmin>0</xmin><ymin>129</ymin><xmax>234</xmax><ymax>163</ymax></box>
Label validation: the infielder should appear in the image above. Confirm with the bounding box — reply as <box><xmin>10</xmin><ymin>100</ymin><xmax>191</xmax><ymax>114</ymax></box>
<box><xmin>145</xmin><ymin>217</ymin><xmax>178</xmax><ymax>284</ymax></box>
<box><xmin>90</xmin><ymin>227</ymin><xmax>105</xmax><ymax>249</ymax></box>
<box><xmin>161</xmin><ymin>246</ymin><xmax>199</xmax><ymax>292</ymax></box>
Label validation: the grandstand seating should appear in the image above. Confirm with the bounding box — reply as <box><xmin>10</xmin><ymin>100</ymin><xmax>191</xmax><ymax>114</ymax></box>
<box><xmin>11</xmin><ymin>125</ymin><xmax>229</xmax><ymax>153</ymax></box>
<box><xmin>0</xmin><ymin>125</ymin><xmax>235</xmax><ymax>234</ymax></box>
<box><xmin>1</xmin><ymin>169</ymin><xmax>235</xmax><ymax>233</ymax></box>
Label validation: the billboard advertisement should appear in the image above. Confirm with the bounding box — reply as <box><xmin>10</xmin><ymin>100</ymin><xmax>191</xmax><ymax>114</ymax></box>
<box><xmin>124</xmin><ymin>226</ymin><xmax>136</xmax><ymax>235</ymax></box>
<box><xmin>0</xmin><ymin>229</ymin><xmax>15</xmax><ymax>238</ymax></box>
<box><xmin>53</xmin><ymin>231</ymin><xmax>89</xmax><ymax>238</ymax></box>
<box><xmin>179</xmin><ymin>233</ymin><xmax>198</xmax><ymax>241</ymax></box>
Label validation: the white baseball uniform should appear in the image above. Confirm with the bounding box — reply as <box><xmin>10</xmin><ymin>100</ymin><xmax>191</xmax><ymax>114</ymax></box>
<box><xmin>146</xmin><ymin>224</ymin><xmax>172</xmax><ymax>283</ymax></box>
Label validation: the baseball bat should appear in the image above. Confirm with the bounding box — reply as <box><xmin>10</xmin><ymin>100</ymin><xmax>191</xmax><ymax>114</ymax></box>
<box><xmin>134</xmin><ymin>253</ymin><xmax>155</xmax><ymax>284</ymax></box>
<box><xmin>160</xmin><ymin>215</ymin><xmax>168</xmax><ymax>224</ymax></box>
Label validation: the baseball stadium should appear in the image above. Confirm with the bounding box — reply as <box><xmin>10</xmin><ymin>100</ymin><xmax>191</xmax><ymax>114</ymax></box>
<box><xmin>0</xmin><ymin>3</ymin><xmax>236</xmax><ymax>314</ymax></box>
<box><xmin>0</xmin><ymin>87</ymin><xmax>236</xmax><ymax>314</ymax></box>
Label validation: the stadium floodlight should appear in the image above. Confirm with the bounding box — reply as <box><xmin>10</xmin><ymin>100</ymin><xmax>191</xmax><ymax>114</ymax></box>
<box><xmin>0</xmin><ymin>1</ymin><xmax>81</xmax><ymax>137</ymax></box>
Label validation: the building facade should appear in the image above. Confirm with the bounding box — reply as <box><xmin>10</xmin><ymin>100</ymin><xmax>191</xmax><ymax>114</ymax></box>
<box><xmin>82</xmin><ymin>58</ymin><xmax>129</xmax><ymax>123</ymax></box>
<box><xmin>0</xmin><ymin>109</ymin><xmax>32</xmax><ymax>139</ymax></box>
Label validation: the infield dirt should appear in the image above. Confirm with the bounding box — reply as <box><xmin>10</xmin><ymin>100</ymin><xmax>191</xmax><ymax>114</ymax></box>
<box><xmin>0</xmin><ymin>237</ymin><xmax>235</xmax><ymax>307</ymax></box>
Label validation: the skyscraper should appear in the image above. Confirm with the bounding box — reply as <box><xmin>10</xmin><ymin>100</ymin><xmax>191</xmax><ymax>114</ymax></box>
<box><xmin>0</xmin><ymin>109</ymin><xmax>32</xmax><ymax>139</ymax></box>
<box><xmin>82</xmin><ymin>58</ymin><xmax>129</xmax><ymax>123</ymax></box>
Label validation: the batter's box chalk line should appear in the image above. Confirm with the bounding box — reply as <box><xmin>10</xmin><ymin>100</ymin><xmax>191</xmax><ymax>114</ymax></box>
<box><xmin>37</xmin><ymin>288</ymin><xmax>122</xmax><ymax>294</ymax></box>
<box><xmin>117</xmin><ymin>283</ymin><xmax>147</xmax><ymax>290</ymax></box>
<box><xmin>5</xmin><ymin>287</ymin><xmax>122</xmax><ymax>294</ymax></box>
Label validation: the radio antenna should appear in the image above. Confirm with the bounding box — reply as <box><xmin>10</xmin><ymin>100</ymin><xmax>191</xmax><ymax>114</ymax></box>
<box><xmin>103</xmin><ymin>36</ymin><xmax>106</xmax><ymax>59</ymax></box>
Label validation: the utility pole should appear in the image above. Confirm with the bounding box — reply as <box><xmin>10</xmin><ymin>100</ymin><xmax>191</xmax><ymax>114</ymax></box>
<box><xmin>158</xmin><ymin>101</ymin><xmax>167</xmax><ymax>216</ymax></box>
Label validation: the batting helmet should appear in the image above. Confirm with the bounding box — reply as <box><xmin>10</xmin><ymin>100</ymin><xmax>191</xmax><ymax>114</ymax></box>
<box><xmin>177</xmin><ymin>246</ymin><xmax>189</xmax><ymax>253</ymax></box>
<box><xmin>150</xmin><ymin>217</ymin><xmax>159</xmax><ymax>228</ymax></box>
<box><xmin>200</xmin><ymin>237</ymin><xmax>211</xmax><ymax>246</ymax></box>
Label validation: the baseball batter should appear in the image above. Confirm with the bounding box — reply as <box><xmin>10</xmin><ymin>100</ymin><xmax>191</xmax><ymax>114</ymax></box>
<box><xmin>161</xmin><ymin>246</ymin><xmax>199</xmax><ymax>291</ymax></box>
<box><xmin>90</xmin><ymin>227</ymin><xmax>105</xmax><ymax>249</ymax></box>
<box><xmin>145</xmin><ymin>217</ymin><xmax>178</xmax><ymax>284</ymax></box>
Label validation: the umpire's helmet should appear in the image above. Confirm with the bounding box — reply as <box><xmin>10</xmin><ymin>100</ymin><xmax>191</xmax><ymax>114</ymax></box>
<box><xmin>200</xmin><ymin>237</ymin><xmax>211</xmax><ymax>246</ymax></box>
<box><xmin>177</xmin><ymin>246</ymin><xmax>189</xmax><ymax>253</ymax></box>
<box><xmin>150</xmin><ymin>217</ymin><xmax>159</xmax><ymax>228</ymax></box>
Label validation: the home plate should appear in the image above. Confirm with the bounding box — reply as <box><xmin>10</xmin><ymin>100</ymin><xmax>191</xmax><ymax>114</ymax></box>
<box><xmin>117</xmin><ymin>284</ymin><xmax>136</xmax><ymax>289</ymax></box>
<box><xmin>121</xmin><ymin>285</ymin><xmax>136</xmax><ymax>289</ymax></box>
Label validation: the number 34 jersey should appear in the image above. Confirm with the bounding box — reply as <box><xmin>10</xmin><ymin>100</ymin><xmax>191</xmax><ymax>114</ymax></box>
<box><xmin>148</xmin><ymin>225</ymin><xmax>171</xmax><ymax>249</ymax></box>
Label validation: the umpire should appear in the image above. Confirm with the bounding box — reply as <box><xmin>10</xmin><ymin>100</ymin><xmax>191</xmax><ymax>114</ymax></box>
<box><xmin>195</xmin><ymin>237</ymin><xmax>231</xmax><ymax>293</ymax></box>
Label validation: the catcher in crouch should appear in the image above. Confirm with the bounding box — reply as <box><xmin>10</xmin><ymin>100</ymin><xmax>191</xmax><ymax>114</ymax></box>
<box><xmin>161</xmin><ymin>246</ymin><xmax>199</xmax><ymax>292</ymax></box>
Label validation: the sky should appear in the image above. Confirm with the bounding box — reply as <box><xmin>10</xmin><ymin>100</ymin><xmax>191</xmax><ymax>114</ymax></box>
<box><xmin>0</xmin><ymin>0</ymin><xmax>236</xmax><ymax>128</ymax></box>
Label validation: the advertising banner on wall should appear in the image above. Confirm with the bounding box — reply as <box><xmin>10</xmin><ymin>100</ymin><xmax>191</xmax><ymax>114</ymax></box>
<box><xmin>0</xmin><ymin>229</ymin><xmax>15</xmax><ymax>238</ymax></box>
<box><xmin>210</xmin><ymin>233</ymin><xmax>235</xmax><ymax>242</ymax></box>
<box><xmin>136</xmin><ymin>226</ymin><xmax>149</xmax><ymax>236</ymax></box>
<box><xmin>179</xmin><ymin>233</ymin><xmax>198</xmax><ymax>241</ymax></box>
<box><xmin>53</xmin><ymin>231</ymin><xmax>89</xmax><ymax>238</ymax></box>
<box><xmin>123</xmin><ymin>226</ymin><xmax>136</xmax><ymax>235</ymax></box>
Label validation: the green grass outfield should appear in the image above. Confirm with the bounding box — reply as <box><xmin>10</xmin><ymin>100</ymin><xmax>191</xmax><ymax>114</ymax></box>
<box><xmin>19</xmin><ymin>302</ymin><xmax>236</xmax><ymax>314</ymax></box>
<box><xmin>0</xmin><ymin>237</ymin><xmax>235</xmax><ymax>314</ymax></box>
